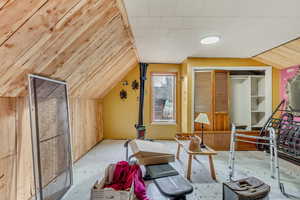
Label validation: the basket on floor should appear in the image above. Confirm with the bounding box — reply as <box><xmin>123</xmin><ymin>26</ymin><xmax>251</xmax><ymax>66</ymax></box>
<box><xmin>91</xmin><ymin>164</ymin><xmax>137</xmax><ymax>200</ymax></box>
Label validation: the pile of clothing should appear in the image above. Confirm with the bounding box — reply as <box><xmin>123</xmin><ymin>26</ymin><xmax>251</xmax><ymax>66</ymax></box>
<box><xmin>104</xmin><ymin>161</ymin><xmax>149</xmax><ymax>200</ymax></box>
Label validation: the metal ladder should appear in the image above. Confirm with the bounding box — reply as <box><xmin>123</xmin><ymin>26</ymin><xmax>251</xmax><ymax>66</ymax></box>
<box><xmin>229</xmin><ymin>124</ymin><xmax>300</xmax><ymax>199</ymax></box>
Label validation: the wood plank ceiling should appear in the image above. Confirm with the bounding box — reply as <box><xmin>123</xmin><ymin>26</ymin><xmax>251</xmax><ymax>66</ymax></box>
<box><xmin>0</xmin><ymin>0</ymin><xmax>139</xmax><ymax>98</ymax></box>
<box><xmin>254</xmin><ymin>38</ymin><xmax>300</xmax><ymax>69</ymax></box>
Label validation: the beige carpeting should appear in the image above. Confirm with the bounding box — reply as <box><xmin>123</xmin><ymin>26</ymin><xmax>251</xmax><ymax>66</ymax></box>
<box><xmin>62</xmin><ymin>140</ymin><xmax>300</xmax><ymax>200</ymax></box>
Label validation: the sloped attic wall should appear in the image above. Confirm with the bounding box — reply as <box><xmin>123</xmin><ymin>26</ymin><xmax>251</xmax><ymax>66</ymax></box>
<box><xmin>0</xmin><ymin>0</ymin><xmax>138</xmax><ymax>97</ymax></box>
<box><xmin>253</xmin><ymin>38</ymin><xmax>300</xmax><ymax>107</ymax></box>
<box><xmin>0</xmin><ymin>0</ymin><xmax>138</xmax><ymax>199</ymax></box>
<box><xmin>253</xmin><ymin>38</ymin><xmax>300</xmax><ymax>69</ymax></box>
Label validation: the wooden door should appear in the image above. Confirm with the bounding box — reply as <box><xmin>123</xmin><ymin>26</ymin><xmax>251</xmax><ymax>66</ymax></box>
<box><xmin>213</xmin><ymin>71</ymin><xmax>230</xmax><ymax>131</ymax></box>
<box><xmin>194</xmin><ymin>71</ymin><xmax>214</xmax><ymax>131</ymax></box>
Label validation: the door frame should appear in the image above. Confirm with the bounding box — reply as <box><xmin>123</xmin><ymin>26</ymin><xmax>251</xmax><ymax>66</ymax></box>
<box><xmin>192</xmin><ymin>66</ymin><xmax>272</xmax><ymax>131</ymax></box>
<box><xmin>28</xmin><ymin>74</ymin><xmax>74</xmax><ymax>200</ymax></box>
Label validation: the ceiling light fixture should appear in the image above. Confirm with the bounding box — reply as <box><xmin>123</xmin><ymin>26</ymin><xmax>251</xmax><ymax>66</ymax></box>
<box><xmin>200</xmin><ymin>35</ymin><xmax>220</xmax><ymax>45</ymax></box>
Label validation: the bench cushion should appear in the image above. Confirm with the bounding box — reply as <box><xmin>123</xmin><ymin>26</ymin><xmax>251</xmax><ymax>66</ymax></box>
<box><xmin>154</xmin><ymin>175</ymin><xmax>193</xmax><ymax>198</ymax></box>
<box><xmin>145</xmin><ymin>163</ymin><xmax>179</xmax><ymax>179</ymax></box>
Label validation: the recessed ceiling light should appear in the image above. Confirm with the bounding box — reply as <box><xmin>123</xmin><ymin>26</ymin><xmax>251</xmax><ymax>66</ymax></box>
<box><xmin>200</xmin><ymin>36</ymin><xmax>220</xmax><ymax>45</ymax></box>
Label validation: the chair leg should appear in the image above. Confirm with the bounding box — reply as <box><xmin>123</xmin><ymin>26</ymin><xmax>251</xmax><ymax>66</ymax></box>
<box><xmin>208</xmin><ymin>155</ymin><xmax>216</xmax><ymax>180</ymax></box>
<box><xmin>187</xmin><ymin>154</ymin><xmax>193</xmax><ymax>181</ymax></box>
<box><xmin>176</xmin><ymin>143</ymin><xmax>181</xmax><ymax>160</ymax></box>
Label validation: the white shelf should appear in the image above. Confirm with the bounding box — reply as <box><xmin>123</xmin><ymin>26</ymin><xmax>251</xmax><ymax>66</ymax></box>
<box><xmin>251</xmin><ymin>76</ymin><xmax>265</xmax><ymax>78</ymax></box>
<box><xmin>252</xmin><ymin>121</ymin><xmax>265</xmax><ymax>127</ymax></box>
<box><xmin>230</xmin><ymin>75</ymin><xmax>249</xmax><ymax>80</ymax></box>
<box><xmin>230</xmin><ymin>76</ymin><xmax>251</xmax><ymax>130</ymax></box>
<box><xmin>252</xmin><ymin>124</ymin><xmax>264</xmax><ymax>128</ymax></box>
<box><xmin>251</xmin><ymin>76</ymin><xmax>265</xmax><ymax>97</ymax></box>
<box><xmin>230</xmin><ymin>74</ymin><xmax>267</xmax><ymax>130</ymax></box>
<box><xmin>251</xmin><ymin>96</ymin><xmax>265</xmax><ymax>98</ymax></box>
<box><xmin>251</xmin><ymin>112</ymin><xmax>265</xmax><ymax>127</ymax></box>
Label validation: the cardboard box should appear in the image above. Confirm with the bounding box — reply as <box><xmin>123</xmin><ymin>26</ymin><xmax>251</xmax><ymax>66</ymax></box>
<box><xmin>91</xmin><ymin>181</ymin><xmax>135</xmax><ymax>200</ymax></box>
<box><xmin>129</xmin><ymin>140</ymin><xmax>175</xmax><ymax>165</ymax></box>
<box><xmin>91</xmin><ymin>164</ymin><xmax>137</xmax><ymax>200</ymax></box>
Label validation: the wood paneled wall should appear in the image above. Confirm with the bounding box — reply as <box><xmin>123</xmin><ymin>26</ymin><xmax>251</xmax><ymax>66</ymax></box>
<box><xmin>254</xmin><ymin>38</ymin><xmax>300</xmax><ymax>69</ymax></box>
<box><xmin>177</xmin><ymin>131</ymin><xmax>259</xmax><ymax>151</ymax></box>
<box><xmin>0</xmin><ymin>0</ymin><xmax>138</xmax><ymax>98</ymax></box>
<box><xmin>0</xmin><ymin>98</ymin><xmax>17</xmax><ymax>200</ymax></box>
<box><xmin>0</xmin><ymin>97</ymin><xmax>103</xmax><ymax>200</ymax></box>
<box><xmin>70</xmin><ymin>98</ymin><xmax>103</xmax><ymax>160</ymax></box>
<box><xmin>16</xmin><ymin>98</ymin><xmax>34</xmax><ymax>200</ymax></box>
<box><xmin>0</xmin><ymin>1</ymin><xmax>134</xmax><ymax>199</ymax></box>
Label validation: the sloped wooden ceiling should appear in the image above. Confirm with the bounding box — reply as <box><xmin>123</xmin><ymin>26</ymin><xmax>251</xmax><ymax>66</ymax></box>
<box><xmin>0</xmin><ymin>0</ymin><xmax>138</xmax><ymax>98</ymax></box>
<box><xmin>253</xmin><ymin>38</ymin><xmax>300</xmax><ymax>69</ymax></box>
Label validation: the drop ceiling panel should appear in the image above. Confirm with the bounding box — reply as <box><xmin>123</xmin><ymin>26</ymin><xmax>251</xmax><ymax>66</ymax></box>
<box><xmin>148</xmin><ymin>0</ymin><xmax>177</xmax><ymax>17</ymax></box>
<box><xmin>124</xmin><ymin>0</ymin><xmax>300</xmax><ymax>63</ymax></box>
<box><xmin>176</xmin><ymin>0</ymin><xmax>205</xmax><ymax>17</ymax></box>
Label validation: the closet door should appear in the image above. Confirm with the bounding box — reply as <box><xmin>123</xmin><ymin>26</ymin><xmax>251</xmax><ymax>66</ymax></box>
<box><xmin>194</xmin><ymin>71</ymin><xmax>213</xmax><ymax>131</ymax></box>
<box><xmin>213</xmin><ymin>71</ymin><xmax>230</xmax><ymax>131</ymax></box>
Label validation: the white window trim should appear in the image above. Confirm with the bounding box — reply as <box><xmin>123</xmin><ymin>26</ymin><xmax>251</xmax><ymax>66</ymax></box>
<box><xmin>151</xmin><ymin>73</ymin><xmax>177</xmax><ymax>123</ymax></box>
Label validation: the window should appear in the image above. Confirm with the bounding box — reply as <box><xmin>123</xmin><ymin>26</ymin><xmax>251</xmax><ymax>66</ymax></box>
<box><xmin>151</xmin><ymin>73</ymin><xmax>176</xmax><ymax>123</ymax></box>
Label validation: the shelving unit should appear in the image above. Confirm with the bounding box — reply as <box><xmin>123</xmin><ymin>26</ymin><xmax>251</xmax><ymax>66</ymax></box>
<box><xmin>250</xmin><ymin>76</ymin><xmax>266</xmax><ymax>129</ymax></box>
<box><xmin>251</xmin><ymin>76</ymin><xmax>265</xmax><ymax>97</ymax></box>
<box><xmin>230</xmin><ymin>75</ymin><xmax>267</xmax><ymax>130</ymax></box>
<box><xmin>230</xmin><ymin>76</ymin><xmax>251</xmax><ymax>129</ymax></box>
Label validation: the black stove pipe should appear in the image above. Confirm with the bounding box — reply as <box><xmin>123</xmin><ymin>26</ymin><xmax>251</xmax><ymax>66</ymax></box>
<box><xmin>135</xmin><ymin>63</ymin><xmax>148</xmax><ymax>139</ymax></box>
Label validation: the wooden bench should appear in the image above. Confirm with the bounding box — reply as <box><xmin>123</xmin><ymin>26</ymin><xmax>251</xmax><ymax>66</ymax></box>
<box><xmin>126</xmin><ymin>139</ymin><xmax>194</xmax><ymax>199</ymax></box>
<box><xmin>174</xmin><ymin>137</ymin><xmax>217</xmax><ymax>181</ymax></box>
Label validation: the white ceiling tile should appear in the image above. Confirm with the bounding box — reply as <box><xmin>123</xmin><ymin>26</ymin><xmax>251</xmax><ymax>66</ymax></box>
<box><xmin>130</xmin><ymin>17</ymin><xmax>161</xmax><ymax>30</ymax></box>
<box><xmin>160</xmin><ymin>17</ymin><xmax>184</xmax><ymax>29</ymax></box>
<box><xmin>148</xmin><ymin>0</ymin><xmax>178</xmax><ymax>17</ymax></box>
<box><xmin>133</xmin><ymin>30</ymin><xmax>170</xmax><ymax>44</ymax></box>
<box><xmin>238</xmin><ymin>0</ymin><xmax>300</xmax><ymax>17</ymax></box>
<box><xmin>201</xmin><ymin>0</ymin><xmax>242</xmax><ymax>17</ymax></box>
<box><xmin>176</xmin><ymin>0</ymin><xmax>205</xmax><ymax>17</ymax></box>
<box><xmin>124</xmin><ymin>0</ymin><xmax>300</xmax><ymax>63</ymax></box>
<box><xmin>124</xmin><ymin>0</ymin><xmax>149</xmax><ymax>17</ymax></box>
<box><xmin>181</xmin><ymin>17</ymin><xmax>238</xmax><ymax>31</ymax></box>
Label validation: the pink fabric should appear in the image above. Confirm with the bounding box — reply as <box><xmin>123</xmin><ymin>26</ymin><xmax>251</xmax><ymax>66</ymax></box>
<box><xmin>105</xmin><ymin>161</ymin><xmax>149</xmax><ymax>200</ymax></box>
